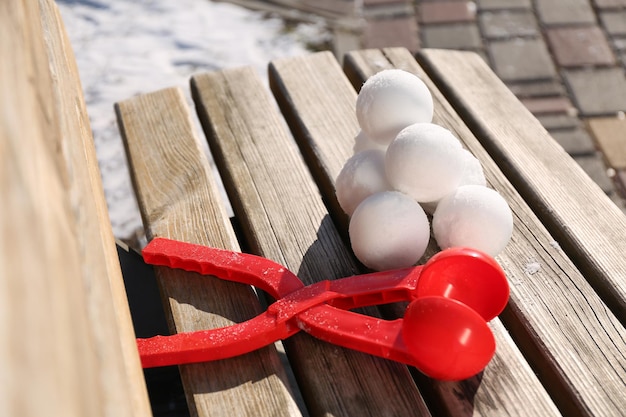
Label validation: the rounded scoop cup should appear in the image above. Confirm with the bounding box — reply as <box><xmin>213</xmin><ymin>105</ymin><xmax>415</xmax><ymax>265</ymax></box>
<box><xmin>416</xmin><ymin>247</ymin><xmax>510</xmax><ymax>321</ymax></box>
<box><xmin>403</xmin><ymin>296</ymin><xmax>496</xmax><ymax>380</ymax></box>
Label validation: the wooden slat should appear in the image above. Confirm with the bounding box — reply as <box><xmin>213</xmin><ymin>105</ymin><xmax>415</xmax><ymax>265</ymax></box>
<box><xmin>346</xmin><ymin>47</ymin><xmax>626</xmax><ymax>417</ymax></box>
<box><xmin>191</xmin><ymin>65</ymin><xmax>430</xmax><ymax>417</ymax></box>
<box><xmin>37</xmin><ymin>1</ymin><xmax>153</xmax><ymax>415</ymax></box>
<box><xmin>268</xmin><ymin>52</ymin><xmax>359</xmax><ymax>239</ymax></box>
<box><xmin>0</xmin><ymin>0</ymin><xmax>150</xmax><ymax>416</ymax></box>
<box><xmin>1</xmin><ymin>2</ymin><xmax>99</xmax><ymax>416</ymax></box>
<box><xmin>116</xmin><ymin>88</ymin><xmax>301</xmax><ymax>416</ymax></box>
<box><xmin>418</xmin><ymin>48</ymin><xmax>626</xmax><ymax>323</ymax></box>
<box><xmin>1</xmin><ymin>0</ymin><xmax>144</xmax><ymax>415</ymax></box>
<box><xmin>269</xmin><ymin>50</ymin><xmax>562</xmax><ymax>416</ymax></box>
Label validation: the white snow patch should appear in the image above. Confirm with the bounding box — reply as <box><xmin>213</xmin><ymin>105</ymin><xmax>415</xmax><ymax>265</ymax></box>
<box><xmin>57</xmin><ymin>0</ymin><xmax>328</xmax><ymax>239</ymax></box>
<box><xmin>524</xmin><ymin>260</ymin><xmax>541</xmax><ymax>275</ymax></box>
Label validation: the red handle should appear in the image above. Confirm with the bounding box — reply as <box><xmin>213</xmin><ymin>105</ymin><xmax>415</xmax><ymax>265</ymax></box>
<box><xmin>143</xmin><ymin>238</ymin><xmax>304</xmax><ymax>298</ymax></box>
<box><xmin>138</xmin><ymin>238</ymin><xmax>508</xmax><ymax>380</ymax></box>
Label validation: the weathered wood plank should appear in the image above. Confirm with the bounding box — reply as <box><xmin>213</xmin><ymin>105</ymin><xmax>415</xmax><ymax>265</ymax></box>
<box><xmin>347</xmin><ymin>47</ymin><xmax>626</xmax><ymax>417</ymax></box>
<box><xmin>1</xmin><ymin>3</ymin><xmax>99</xmax><ymax>417</ymax></box>
<box><xmin>191</xmin><ymin>66</ymin><xmax>430</xmax><ymax>417</ymax></box>
<box><xmin>38</xmin><ymin>1</ymin><xmax>153</xmax><ymax>415</ymax></box>
<box><xmin>1</xmin><ymin>0</ymin><xmax>143</xmax><ymax>415</ymax></box>
<box><xmin>418</xmin><ymin>48</ymin><xmax>626</xmax><ymax>323</ymax></box>
<box><xmin>116</xmin><ymin>88</ymin><xmax>301</xmax><ymax>417</ymax></box>
<box><xmin>268</xmin><ymin>52</ymin><xmax>358</xmax><ymax>238</ymax></box>
<box><xmin>269</xmin><ymin>50</ymin><xmax>562</xmax><ymax>417</ymax></box>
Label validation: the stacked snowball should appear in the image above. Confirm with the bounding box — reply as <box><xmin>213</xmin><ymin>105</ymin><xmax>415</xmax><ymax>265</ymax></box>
<box><xmin>336</xmin><ymin>69</ymin><xmax>513</xmax><ymax>271</ymax></box>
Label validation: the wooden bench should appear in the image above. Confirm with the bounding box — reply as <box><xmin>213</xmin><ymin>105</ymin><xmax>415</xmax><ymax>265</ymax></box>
<box><xmin>1</xmin><ymin>1</ymin><xmax>151</xmax><ymax>416</ymax></box>
<box><xmin>3</xmin><ymin>1</ymin><xmax>625</xmax><ymax>416</ymax></box>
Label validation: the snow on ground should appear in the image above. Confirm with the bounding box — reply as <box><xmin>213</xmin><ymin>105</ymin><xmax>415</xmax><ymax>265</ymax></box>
<box><xmin>56</xmin><ymin>0</ymin><xmax>329</xmax><ymax>241</ymax></box>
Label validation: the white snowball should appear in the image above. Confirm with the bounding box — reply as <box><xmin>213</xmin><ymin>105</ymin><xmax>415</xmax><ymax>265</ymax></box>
<box><xmin>356</xmin><ymin>69</ymin><xmax>434</xmax><ymax>146</ymax></box>
<box><xmin>349</xmin><ymin>191</ymin><xmax>430</xmax><ymax>271</ymax></box>
<box><xmin>459</xmin><ymin>149</ymin><xmax>486</xmax><ymax>188</ymax></box>
<box><xmin>335</xmin><ymin>150</ymin><xmax>391</xmax><ymax>216</ymax></box>
<box><xmin>420</xmin><ymin>149</ymin><xmax>486</xmax><ymax>215</ymax></box>
<box><xmin>353</xmin><ymin>130</ymin><xmax>387</xmax><ymax>154</ymax></box>
<box><xmin>432</xmin><ymin>185</ymin><xmax>513</xmax><ymax>256</ymax></box>
<box><xmin>386</xmin><ymin>123</ymin><xmax>466</xmax><ymax>203</ymax></box>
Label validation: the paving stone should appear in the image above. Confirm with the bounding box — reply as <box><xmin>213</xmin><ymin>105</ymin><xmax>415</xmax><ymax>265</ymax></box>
<box><xmin>546</xmin><ymin>26</ymin><xmax>616</xmax><ymax>67</ymax></box>
<box><xmin>301</xmin><ymin>0</ymin><xmax>355</xmax><ymax>15</ymax></box>
<box><xmin>537</xmin><ymin>114</ymin><xmax>582</xmax><ymax>130</ymax></box>
<box><xmin>592</xmin><ymin>0</ymin><xmax>626</xmax><ymax>8</ymax></box>
<box><xmin>586</xmin><ymin>117</ymin><xmax>626</xmax><ymax>168</ymax></box>
<box><xmin>507</xmin><ymin>80</ymin><xmax>566</xmax><ymax>97</ymax></box>
<box><xmin>489</xmin><ymin>38</ymin><xmax>557</xmax><ymax>81</ymax></box>
<box><xmin>421</xmin><ymin>23</ymin><xmax>483</xmax><ymax>49</ymax></box>
<box><xmin>600</xmin><ymin>12</ymin><xmax>626</xmax><ymax>36</ymax></box>
<box><xmin>549</xmin><ymin>128</ymin><xmax>597</xmax><ymax>155</ymax></box>
<box><xmin>564</xmin><ymin>68</ymin><xmax>626</xmax><ymax>116</ymax></box>
<box><xmin>479</xmin><ymin>11</ymin><xmax>538</xmax><ymax>39</ymax></box>
<box><xmin>520</xmin><ymin>96</ymin><xmax>575</xmax><ymax>114</ymax></box>
<box><xmin>613</xmin><ymin>37</ymin><xmax>626</xmax><ymax>51</ymax></box>
<box><xmin>362</xmin><ymin>1</ymin><xmax>414</xmax><ymax>17</ymax></box>
<box><xmin>475</xmin><ymin>0</ymin><xmax>532</xmax><ymax>9</ymax></box>
<box><xmin>364</xmin><ymin>0</ymin><xmax>407</xmax><ymax>5</ymax></box>
<box><xmin>419</xmin><ymin>2</ymin><xmax>477</xmax><ymax>23</ymax></box>
<box><xmin>363</xmin><ymin>16</ymin><xmax>420</xmax><ymax>52</ymax></box>
<box><xmin>535</xmin><ymin>0</ymin><xmax>595</xmax><ymax>25</ymax></box>
<box><xmin>574</xmin><ymin>153</ymin><xmax>615</xmax><ymax>192</ymax></box>
<box><xmin>537</xmin><ymin>114</ymin><xmax>580</xmax><ymax>132</ymax></box>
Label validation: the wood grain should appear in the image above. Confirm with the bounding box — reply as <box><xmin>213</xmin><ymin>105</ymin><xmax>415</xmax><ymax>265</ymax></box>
<box><xmin>1</xmin><ymin>0</ymin><xmax>146</xmax><ymax>415</ymax></box>
<box><xmin>268</xmin><ymin>52</ymin><xmax>359</xmax><ymax>238</ymax></box>
<box><xmin>270</xmin><ymin>50</ymin><xmax>562</xmax><ymax>417</ymax></box>
<box><xmin>346</xmin><ymin>47</ymin><xmax>626</xmax><ymax>417</ymax></box>
<box><xmin>191</xmin><ymin>65</ymin><xmax>430</xmax><ymax>417</ymax></box>
<box><xmin>418</xmin><ymin>48</ymin><xmax>626</xmax><ymax>323</ymax></box>
<box><xmin>38</xmin><ymin>1</ymin><xmax>153</xmax><ymax>415</ymax></box>
<box><xmin>116</xmin><ymin>88</ymin><xmax>301</xmax><ymax>416</ymax></box>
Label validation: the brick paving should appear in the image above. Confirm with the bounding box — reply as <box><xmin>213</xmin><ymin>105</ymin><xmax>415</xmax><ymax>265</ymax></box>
<box><xmin>356</xmin><ymin>0</ymin><xmax>626</xmax><ymax>212</ymax></box>
<box><xmin>546</xmin><ymin>26</ymin><xmax>615</xmax><ymax>67</ymax></box>
<box><xmin>564</xmin><ymin>68</ymin><xmax>626</xmax><ymax>115</ymax></box>
<box><xmin>587</xmin><ymin>117</ymin><xmax>626</xmax><ymax>168</ymax></box>
<box><xmin>479</xmin><ymin>11</ymin><xmax>539</xmax><ymax>39</ymax></box>
<box><xmin>242</xmin><ymin>0</ymin><xmax>626</xmax><ymax>212</ymax></box>
<box><xmin>535</xmin><ymin>0</ymin><xmax>596</xmax><ymax>25</ymax></box>
<box><xmin>489</xmin><ymin>38</ymin><xmax>557</xmax><ymax>81</ymax></box>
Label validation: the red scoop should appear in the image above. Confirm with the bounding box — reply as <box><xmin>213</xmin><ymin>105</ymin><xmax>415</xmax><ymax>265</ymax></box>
<box><xmin>138</xmin><ymin>238</ymin><xmax>509</xmax><ymax>381</ymax></box>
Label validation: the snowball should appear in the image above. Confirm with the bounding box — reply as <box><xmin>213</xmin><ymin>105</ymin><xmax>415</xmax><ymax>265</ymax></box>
<box><xmin>459</xmin><ymin>149</ymin><xmax>486</xmax><ymax>188</ymax></box>
<box><xmin>386</xmin><ymin>123</ymin><xmax>466</xmax><ymax>203</ymax></box>
<box><xmin>353</xmin><ymin>130</ymin><xmax>387</xmax><ymax>154</ymax></box>
<box><xmin>421</xmin><ymin>149</ymin><xmax>486</xmax><ymax>214</ymax></box>
<box><xmin>432</xmin><ymin>185</ymin><xmax>513</xmax><ymax>257</ymax></box>
<box><xmin>356</xmin><ymin>69</ymin><xmax>434</xmax><ymax>146</ymax></box>
<box><xmin>335</xmin><ymin>150</ymin><xmax>391</xmax><ymax>216</ymax></box>
<box><xmin>349</xmin><ymin>191</ymin><xmax>430</xmax><ymax>271</ymax></box>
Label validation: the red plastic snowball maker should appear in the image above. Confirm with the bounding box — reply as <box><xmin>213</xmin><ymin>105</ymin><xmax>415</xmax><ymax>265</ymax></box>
<box><xmin>138</xmin><ymin>238</ymin><xmax>509</xmax><ymax>381</ymax></box>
